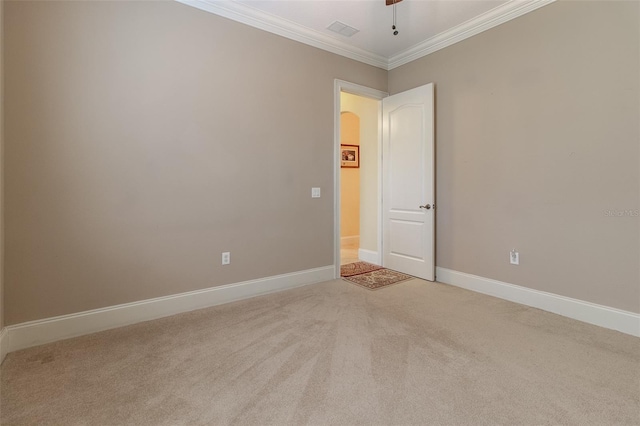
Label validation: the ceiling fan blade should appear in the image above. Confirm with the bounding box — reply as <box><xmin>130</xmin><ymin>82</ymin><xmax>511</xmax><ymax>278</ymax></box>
<box><xmin>385</xmin><ymin>0</ymin><xmax>403</xmax><ymax>5</ymax></box>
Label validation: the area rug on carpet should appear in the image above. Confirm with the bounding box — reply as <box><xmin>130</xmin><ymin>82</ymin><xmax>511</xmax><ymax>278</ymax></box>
<box><xmin>342</xmin><ymin>263</ymin><xmax>414</xmax><ymax>290</ymax></box>
<box><xmin>340</xmin><ymin>261</ymin><xmax>383</xmax><ymax>277</ymax></box>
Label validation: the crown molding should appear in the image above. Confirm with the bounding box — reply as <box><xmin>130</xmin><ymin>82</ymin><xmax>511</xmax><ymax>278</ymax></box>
<box><xmin>176</xmin><ymin>0</ymin><xmax>556</xmax><ymax>71</ymax></box>
<box><xmin>176</xmin><ymin>0</ymin><xmax>389</xmax><ymax>70</ymax></box>
<box><xmin>388</xmin><ymin>0</ymin><xmax>556</xmax><ymax>69</ymax></box>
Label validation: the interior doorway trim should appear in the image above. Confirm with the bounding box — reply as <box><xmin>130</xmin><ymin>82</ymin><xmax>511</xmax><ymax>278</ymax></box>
<box><xmin>333</xmin><ymin>80</ymin><xmax>388</xmax><ymax>279</ymax></box>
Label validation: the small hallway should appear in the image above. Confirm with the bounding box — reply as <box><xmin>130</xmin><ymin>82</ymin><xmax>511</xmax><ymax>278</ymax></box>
<box><xmin>339</xmin><ymin>91</ymin><xmax>379</xmax><ymax>267</ymax></box>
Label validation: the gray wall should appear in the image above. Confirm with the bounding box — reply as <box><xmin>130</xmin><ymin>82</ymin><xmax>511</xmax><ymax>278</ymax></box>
<box><xmin>389</xmin><ymin>0</ymin><xmax>639</xmax><ymax>313</ymax></box>
<box><xmin>3</xmin><ymin>0</ymin><xmax>638</xmax><ymax>326</ymax></box>
<box><xmin>3</xmin><ymin>1</ymin><xmax>386</xmax><ymax>324</ymax></box>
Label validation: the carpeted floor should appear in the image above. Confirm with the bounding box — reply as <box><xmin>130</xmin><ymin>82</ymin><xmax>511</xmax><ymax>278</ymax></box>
<box><xmin>1</xmin><ymin>278</ymin><xmax>639</xmax><ymax>425</ymax></box>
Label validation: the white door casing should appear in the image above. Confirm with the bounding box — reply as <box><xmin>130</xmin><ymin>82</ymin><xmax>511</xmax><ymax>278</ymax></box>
<box><xmin>382</xmin><ymin>83</ymin><xmax>435</xmax><ymax>281</ymax></box>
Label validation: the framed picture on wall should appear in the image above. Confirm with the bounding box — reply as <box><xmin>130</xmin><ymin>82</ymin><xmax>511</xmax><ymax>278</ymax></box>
<box><xmin>341</xmin><ymin>145</ymin><xmax>359</xmax><ymax>168</ymax></box>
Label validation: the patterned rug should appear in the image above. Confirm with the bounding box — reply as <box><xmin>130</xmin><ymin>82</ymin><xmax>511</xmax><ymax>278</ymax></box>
<box><xmin>340</xmin><ymin>261</ymin><xmax>383</xmax><ymax>277</ymax></box>
<box><xmin>341</xmin><ymin>262</ymin><xmax>414</xmax><ymax>290</ymax></box>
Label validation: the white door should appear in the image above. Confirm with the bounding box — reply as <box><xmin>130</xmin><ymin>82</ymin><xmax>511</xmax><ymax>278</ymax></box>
<box><xmin>382</xmin><ymin>83</ymin><xmax>435</xmax><ymax>281</ymax></box>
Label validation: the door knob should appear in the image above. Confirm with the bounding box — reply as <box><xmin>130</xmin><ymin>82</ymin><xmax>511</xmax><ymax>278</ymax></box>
<box><xmin>419</xmin><ymin>204</ymin><xmax>431</xmax><ymax>210</ymax></box>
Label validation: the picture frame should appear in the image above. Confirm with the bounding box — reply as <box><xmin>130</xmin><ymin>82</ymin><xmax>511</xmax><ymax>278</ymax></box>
<box><xmin>340</xmin><ymin>144</ymin><xmax>359</xmax><ymax>168</ymax></box>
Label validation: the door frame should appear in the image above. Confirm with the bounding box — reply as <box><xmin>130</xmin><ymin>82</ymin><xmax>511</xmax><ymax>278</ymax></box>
<box><xmin>333</xmin><ymin>79</ymin><xmax>388</xmax><ymax>279</ymax></box>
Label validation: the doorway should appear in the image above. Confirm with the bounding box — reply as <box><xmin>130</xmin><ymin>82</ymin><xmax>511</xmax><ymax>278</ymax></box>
<box><xmin>339</xmin><ymin>94</ymin><xmax>381</xmax><ymax>266</ymax></box>
<box><xmin>334</xmin><ymin>80</ymin><xmax>435</xmax><ymax>281</ymax></box>
<box><xmin>334</xmin><ymin>80</ymin><xmax>387</xmax><ymax>278</ymax></box>
<box><xmin>339</xmin><ymin>110</ymin><xmax>361</xmax><ymax>265</ymax></box>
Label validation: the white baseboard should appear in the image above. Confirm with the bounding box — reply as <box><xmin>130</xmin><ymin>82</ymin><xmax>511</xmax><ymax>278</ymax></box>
<box><xmin>3</xmin><ymin>266</ymin><xmax>334</xmax><ymax>356</ymax></box>
<box><xmin>358</xmin><ymin>248</ymin><xmax>380</xmax><ymax>265</ymax></box>
<box><xmin>0</xmin><ymin>327</ymin><xmax>8</xmax><ymax>365</ymax></box>
<box><xmin>436</xmin><ymin>267</ymin><xmax>640</xmax><ymax>337</ymax></box>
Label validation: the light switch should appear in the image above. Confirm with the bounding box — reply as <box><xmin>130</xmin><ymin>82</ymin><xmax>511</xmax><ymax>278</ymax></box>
<box><xmin>311</xmin><ymin>187</ymin><xmax>321</xmax><ymax>198</ymax></box>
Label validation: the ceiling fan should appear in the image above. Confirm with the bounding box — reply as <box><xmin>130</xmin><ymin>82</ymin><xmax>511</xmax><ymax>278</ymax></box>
<box><xmin>386</xmin><ymin>0</ymin><xmax>403</xmax><ymax>35</ymax></box>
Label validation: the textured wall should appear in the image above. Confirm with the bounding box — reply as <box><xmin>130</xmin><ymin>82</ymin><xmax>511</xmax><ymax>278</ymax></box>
<box><xmin>3</xmin><ymin>1</ymin><xmax>387</xmax><ymax>324</ymax></box>
<box><xmin>389</xmin><ymin>1</ymin><xmax>640</xmax><ymax>312</ymax></box>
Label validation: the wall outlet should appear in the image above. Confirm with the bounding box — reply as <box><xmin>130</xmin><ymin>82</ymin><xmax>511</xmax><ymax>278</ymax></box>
<box><xmin>510</xmin><ymin>249</ymin><xmax>519</xmax><ymax>265</ymax></box>
<box><xmin>222</xmin><ymin>252</ymin><xmax>230</xmax><ymax>265</ymax></box>
<box><xmin>311</xmin><ymin>187</ymin><xmax>321</xmax><ymax>198</ymax></box>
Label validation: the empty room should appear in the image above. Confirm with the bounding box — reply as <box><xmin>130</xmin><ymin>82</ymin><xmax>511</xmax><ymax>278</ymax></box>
<box><xmin>0</xmin><ymin>0</ymin><xmax>638</xmax><ymax>424</ymax></box>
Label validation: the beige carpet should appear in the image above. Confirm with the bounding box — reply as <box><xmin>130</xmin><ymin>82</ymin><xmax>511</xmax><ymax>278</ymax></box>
<box><xmin>1</xmin><ymin>278</ymin><xmax>639</xmax><ymax>425</ymax></box>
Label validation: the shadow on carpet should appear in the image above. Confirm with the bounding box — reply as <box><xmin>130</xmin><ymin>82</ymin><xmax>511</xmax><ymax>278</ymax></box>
<box><xmin>340</xmin><ymin>261</ymin><xmax>414</xmax><ymax>290</ymax></box>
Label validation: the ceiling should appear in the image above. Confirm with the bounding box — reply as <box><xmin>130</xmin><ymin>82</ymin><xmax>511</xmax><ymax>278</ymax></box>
<box><xmin>178</xmin><ymin>0</ymin><xmax>554</xmax><ymax>70</ymax></box>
